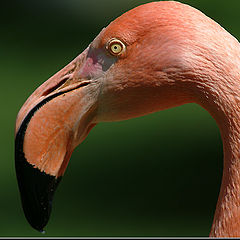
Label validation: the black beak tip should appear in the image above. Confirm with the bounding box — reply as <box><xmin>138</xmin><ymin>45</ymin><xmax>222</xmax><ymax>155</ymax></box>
<box><xmin>15</xmin><ymin>151</ymin><xmax>61</xmax><ymax>232</ymax></box>
<box><xmin>15</xmin><ymin>92</ymin><xmax>64</xmax><ymax>232</ymax></box>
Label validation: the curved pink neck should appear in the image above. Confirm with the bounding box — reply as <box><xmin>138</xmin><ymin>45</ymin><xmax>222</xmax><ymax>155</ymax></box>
<box><xmin>208</xmin><ymin>99</ymin><xmax>240</xmax><ymax>237</ymax></box>
<box><xmin>189</xmin><ymin>43</ymin><xmax>240</xmax><ymax>236</ymax></box>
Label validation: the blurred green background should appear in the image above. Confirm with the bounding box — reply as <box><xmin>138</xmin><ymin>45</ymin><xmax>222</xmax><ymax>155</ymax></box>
<box><xmin>1</xmin><ymin>0</ymin><xmax>240</xmax><ymax>237</ymax></box>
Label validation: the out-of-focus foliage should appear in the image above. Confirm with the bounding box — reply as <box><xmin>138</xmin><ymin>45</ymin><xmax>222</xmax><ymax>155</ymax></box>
<box><xmin>1</xmin><ymin>0</ymin><xmax>239</xmax><ymax>236</ymax></box>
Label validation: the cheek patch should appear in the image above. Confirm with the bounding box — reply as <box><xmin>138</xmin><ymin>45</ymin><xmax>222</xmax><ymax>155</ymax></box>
<box><xmin>78</xmin><ymin>47</ymin><xmax>117</xmax><ymax>79</ymax></box>
<box><xmin>78</xmin><ymin>57</ymin><xmax>103</xmax><ymax>79</ymax></box>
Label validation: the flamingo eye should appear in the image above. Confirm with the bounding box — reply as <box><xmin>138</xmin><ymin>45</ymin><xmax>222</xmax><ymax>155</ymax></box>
<box><xmin>107</xmin><ymin>39</ymin><xmax>125</xmax><ymax>56</ymax></box>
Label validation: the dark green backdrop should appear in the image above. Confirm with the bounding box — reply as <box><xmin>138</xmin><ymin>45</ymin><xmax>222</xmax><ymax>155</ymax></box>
<box><xmin>1</xmin><ymin>0</ymin><xmax>239</xmax><ymax>237</ymax></box>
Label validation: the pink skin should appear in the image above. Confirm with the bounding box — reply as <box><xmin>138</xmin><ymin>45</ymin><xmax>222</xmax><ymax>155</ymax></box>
<box><xmin>15</xmin><ymin>1</ymin><xmax>240</xmax><ymax>237</ymax></box>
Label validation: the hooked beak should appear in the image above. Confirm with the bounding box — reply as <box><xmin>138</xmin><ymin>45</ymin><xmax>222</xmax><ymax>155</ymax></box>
<box><xmin>15</xmin><ymin>47</ymin><xmax>102</xmax><ymax>232</ymax></box>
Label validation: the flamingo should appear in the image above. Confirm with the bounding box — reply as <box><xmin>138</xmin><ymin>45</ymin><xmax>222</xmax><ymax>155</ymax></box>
<box><xmin>15</xmin><ymin>1</ymin><xmax>240</xmax><ymax>237</ymax></box>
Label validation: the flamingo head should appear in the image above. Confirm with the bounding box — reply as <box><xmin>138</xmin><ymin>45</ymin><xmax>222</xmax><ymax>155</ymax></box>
<box><xmin>15</xmin><ymin>1</ymin><xmax>234</xmax><ymax>232</ymax></box>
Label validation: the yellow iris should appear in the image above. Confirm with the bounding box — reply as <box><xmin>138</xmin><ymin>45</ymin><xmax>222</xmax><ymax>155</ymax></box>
<box><xmin>107</xmin><ymin>39</ymin><xmax>125</xmax><ymax>56</ymax></box>
<box><xmin>110</xmin><ymin>43</ymin><xmax>122</xmax><ymax>54</ymax></box>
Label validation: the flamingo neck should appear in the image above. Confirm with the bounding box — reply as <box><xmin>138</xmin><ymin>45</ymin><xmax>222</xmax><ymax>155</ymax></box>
<box><xmin>188</xmin><ymin>46</ymin><xmax>240</xmax><ymax>237</ymax></box>
<box><xmin>210</xmin><ymin>103</ymin><xmax>240</xmax><ymax>237</ymax></box>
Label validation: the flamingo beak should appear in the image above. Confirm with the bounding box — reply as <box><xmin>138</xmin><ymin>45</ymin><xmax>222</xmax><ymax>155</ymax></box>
<box><xmin>15</xmin><ymin>46</ymin><xmax>104</xmax><ymax>232</ymax></box>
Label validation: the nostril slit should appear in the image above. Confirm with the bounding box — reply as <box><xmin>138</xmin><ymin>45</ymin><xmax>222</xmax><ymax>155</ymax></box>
<box><xmin>42</xmin><ymin>77</ymin><xmax>69</xmax><ymax>96</ymax></box>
